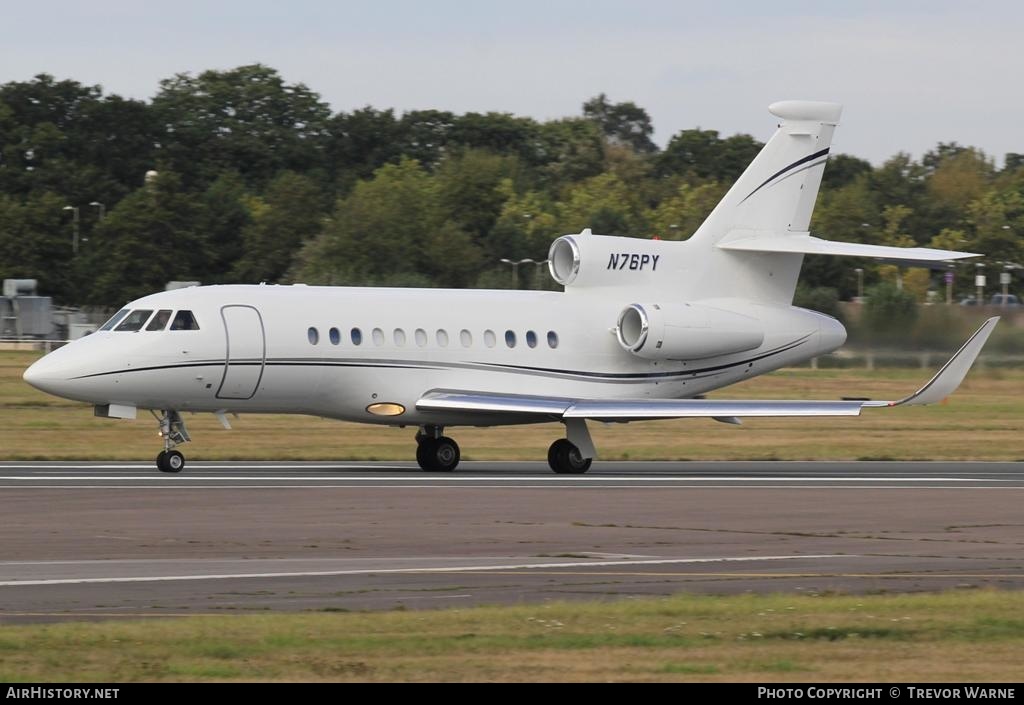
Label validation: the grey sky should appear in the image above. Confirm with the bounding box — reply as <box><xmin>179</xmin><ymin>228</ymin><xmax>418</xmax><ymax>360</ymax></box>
<box><xmin>2</xmin><ymin>0</ymin><xmax>1020</xmax><ymax>165</ymax></box>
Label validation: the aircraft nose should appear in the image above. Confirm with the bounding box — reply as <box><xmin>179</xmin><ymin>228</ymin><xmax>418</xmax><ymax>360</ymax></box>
<box><xmin>22</xmin><ymin>350</ymin><xmax>77</xmax><ymax>398</ymax></box>
<box><xmin>23</xmin><ymin>355</ymin><xmax>58</xmax><ymax>395</ymax></box>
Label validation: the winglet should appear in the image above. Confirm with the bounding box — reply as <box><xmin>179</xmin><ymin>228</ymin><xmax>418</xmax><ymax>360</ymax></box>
<box><xmin>886</xmin><ymin>317</ymin><xmax>999</xmax><ymax>407</ymax></box>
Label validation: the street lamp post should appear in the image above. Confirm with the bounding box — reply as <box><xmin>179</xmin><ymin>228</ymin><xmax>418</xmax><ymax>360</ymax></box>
<box><xmin>500</xmin><ymin>258</ymin><xmax>540</xmax><ymax>288</ymax></box>
<box><xmin>62</xmin><ymin>206</ymin><xmax>80</xmax><ymax>254</ymax></box>
<box><xmin>854</xmin><ymin>268</ymin><xmax>864</xmax><ymax>301</ymax></box>
<box><xmin>533</xmin><ymin>259</ymin><xmax>550</xmax><ymax>288</ymax></box>
<box><xmin>89</xmin><ymin>201</ymin><xmax>106</xmax><ymax>220</ymax></box>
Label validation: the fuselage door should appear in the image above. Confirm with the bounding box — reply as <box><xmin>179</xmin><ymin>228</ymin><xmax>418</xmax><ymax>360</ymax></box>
<box><xmin>216</xmin><ymin>305</ymin><xmax>266</xmax><ymax>400</ymax></box>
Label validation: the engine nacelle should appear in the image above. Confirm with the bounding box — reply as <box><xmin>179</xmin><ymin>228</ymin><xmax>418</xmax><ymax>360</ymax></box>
<box><xmin>548</xmin><ymin>231</ymin><xmax>674</xmax><ymax>289</ymax></box>
<box><xmin>616</xmin><ymin>302</ymin><xmax>765</xmax><ymax>360</ymax></box>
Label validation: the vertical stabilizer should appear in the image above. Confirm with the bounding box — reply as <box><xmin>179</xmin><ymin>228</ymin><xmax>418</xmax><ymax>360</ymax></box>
<box><xmin>684</xmin><ymin>101</ymin><xmax>842</xmax><ymax>303</ymax></box>
<box><xmin>692</xmin><ymin>101</ymin><xmax>841</xmax><ymax>242</ymax></box>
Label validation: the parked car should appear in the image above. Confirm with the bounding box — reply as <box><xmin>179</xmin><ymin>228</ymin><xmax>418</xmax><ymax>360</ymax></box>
<box><xmin>989</xmin><ymin>294</ymin><xmax>1021</xmax><ymax>306</ymax></box>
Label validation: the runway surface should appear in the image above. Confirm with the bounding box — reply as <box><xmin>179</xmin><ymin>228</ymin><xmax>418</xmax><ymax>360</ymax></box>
<box><xmin>2</xmin><ymin>461</ymin><xmax>1023</xmax><ymax>623</ymax></box>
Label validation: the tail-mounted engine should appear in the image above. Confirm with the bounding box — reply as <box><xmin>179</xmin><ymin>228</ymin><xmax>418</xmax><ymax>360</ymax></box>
<box><xmin>548</xmin><ymin>231</ymin><xmax>674</xmax><ymax>289</ymax></box>
<box><xmin>616</xmin><ymin>302</ymin><xmax>764</xmax><ymax>360</ymax></box>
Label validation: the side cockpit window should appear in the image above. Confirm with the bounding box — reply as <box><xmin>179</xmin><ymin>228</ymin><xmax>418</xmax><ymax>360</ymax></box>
<box><xmin>170</xmin><ymin>310</ymin><xmax>200</xmax><ymax>331</ymax></box>
<box><xmin>99</xmin><ymin>309</ymin><xmax>130</xmax><ymax>331</ymax></box>
<box><xmin>114</xmin><ymin>309</ymin><xmax>153</xmax><ymax>332</ymax></box>
<box><xmin>146</xmin><ymin>309</ymin><xmax>172</xmax><ymax>331</ymax></box>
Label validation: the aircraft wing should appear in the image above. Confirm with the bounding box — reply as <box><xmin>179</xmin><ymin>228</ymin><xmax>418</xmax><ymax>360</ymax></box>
<box><xmin>416</xmin><ymin>318</ymin><xmax>999</xmax><ymax>422</ymax></box>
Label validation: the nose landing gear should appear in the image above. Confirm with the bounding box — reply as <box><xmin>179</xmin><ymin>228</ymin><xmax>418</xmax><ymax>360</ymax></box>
<box><xmin>152</xmin><ymin>410</ymin><xmax>191</xmax><ymax>473</ymax></box>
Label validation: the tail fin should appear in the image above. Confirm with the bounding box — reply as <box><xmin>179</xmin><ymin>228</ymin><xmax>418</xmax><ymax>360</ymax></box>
<box><xmin>691</xmin><ymin>100</ymin><xmax>842</xmax><ymax>245</ymax></box>
<box><xmin>683</xmin><ymin>101</ymin><xmax>976</xmax><ymax>305</ymax></box>
<box><xmin>682</xmin><ymin>101</ymin><xmax>840</xmax><ymax>305</ymax></box>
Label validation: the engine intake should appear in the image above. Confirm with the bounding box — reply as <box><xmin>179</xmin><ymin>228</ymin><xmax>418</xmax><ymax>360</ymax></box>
<box><xmin>547</xmin><ymin>231</ymin><xmax>672</xmax><ymax>288</ymax></box>
<box><xmin>616</xmin><ymin>303</ymin><xmax>764</xmax><ymax>360</ymax></box>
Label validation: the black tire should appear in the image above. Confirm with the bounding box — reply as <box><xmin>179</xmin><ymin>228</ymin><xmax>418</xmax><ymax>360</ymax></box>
<box><xmin>158</xmin><ymin>449</ymin><xmax>185</xmax><ymax>474</ymax></box>
<box><xmin>548</xmin><ymin>439</ymin><xmax>591</xmax><ymax>474</ymax></box>
<box><xmin>417</xmin><ymin>437</ymin><xmax>460</xmax><ymax>472</ymax></box>
<box><xmin>433</xmin><ymin>437</ymin><xmax>460</xmax><ymax>472</ymax></box>
<box><xmin>416</xmin><ymin>438</ymin><xmax>437</xmax><ymax>471</ymax></box>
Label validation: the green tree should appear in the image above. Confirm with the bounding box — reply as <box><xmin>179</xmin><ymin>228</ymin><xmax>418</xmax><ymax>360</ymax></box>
<box><xmin>85</xmin><ymin>172</ymin><xmax>208</xmax><ymax>305</ymax></box>
<box><xmin>450</xmin><ymin>112</ymin><xmax>540</xmax><ymax>160</ymax></box>
<box><xmin>582</xmin><ymin>93</ymin><xmax>656</xmax><ymax>154</ymax></box>
<box><xmin>793</xmin><ymin>284</ymin><xmax>843</xmax><ymax>322</ymax></box>
<box><xmin>435</xmin><ymin>149</ymin><xmax>519</xmax><ymax>244</ymax></box>
<box><xmin>0</xmin><ymin>74</ymin><xmax>154</xmax><ymax>204</ymax></box>
<box><xmin>152</xmin><ymin>64</ymin><xmax>331</xmax><ymax>188</ymax></box>
<box><xmin>396</xmin><ymin>110</ymin><xmax>457</xmax><ymax>169</ymax></box>
<box><xmin>821</xmin><ymin>154</ymin><xmax>873</xmax><ymax>189</ymax></box>
<box><xmin>488</xmin><ymin>182</ymin><xmax>560</xmax><ymax>263</ymax></box>
<box><xmin>326</xmin><ymin>107</ymin><xmax>405</xmax><ymax>192</ymax></box>
<box><xmin>0</xmin><ymin>191</ymin><xmax>79</xmax><ymax>302</ymax></box>
<box><xmin>657</xmin><ymin>129</ymin><xmax>761</xmax><ymax>182</ymax></box>
<box><xmin>965</xmin><ymin>189</ymin><xmax>1024</xmax><ymax>263</ymax></box>
<box><xmin>196</xmin><ymin>172</ymin><xmax>252</xmax><ymax>282</ymax></box>
<box><xmin>557</xmin><ymin>172</ymin><xmax>642</xmax><ymax>236</ymax></box>
<box><xmin>532</xmin><ymin>118</ymin><xmax>606</xmax><ymax>187</ymax></box>
<box><xmin>231</xmin><ymin>172</ymin><xmax>327</xmax><ymax>283</ymax></box>
<box><xmin>294</xmin><ymin>159</ymin><xmax>480</xmax><ymax>287</ymax></box>
<box><xmin>862</xmin><ymin>281</ymin><xmax>918</xmax><ymax>343</ymax></box>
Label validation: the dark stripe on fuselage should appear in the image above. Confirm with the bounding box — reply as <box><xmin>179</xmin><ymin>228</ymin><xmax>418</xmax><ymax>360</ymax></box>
<box><xmin>474</xmin><ymin>336</ymin><xmax>809</xmax><ymax>379</ymax></box>
<box><xmin>740</xmin><ymin>147</ymin><xmax>830</xmax><ymax>204</ymax></box>
<box><xmin>69</xmin><ymin>336</ymin><xmax>809</xmax><ymax>384</ymax></box>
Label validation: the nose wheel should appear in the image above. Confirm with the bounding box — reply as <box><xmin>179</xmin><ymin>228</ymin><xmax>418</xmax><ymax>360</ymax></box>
<box><xmin>157</xmin><ymin>449</ymin><xmax>185</xmax><ymax>474</ymax></box>
<box><xmin>152</xmin><ymin>410</ymin><xmax>191</xmax><ymax>474</ymax></box>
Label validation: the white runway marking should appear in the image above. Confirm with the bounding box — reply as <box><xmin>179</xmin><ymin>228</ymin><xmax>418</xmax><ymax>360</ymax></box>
<box><xmin>3</xmin><ymin>484</ymin><xmax>1021</xmax><ymax>490</ymax></box>
<box><xmin>0</xmin><ymin>554</ymin><xmax>850</xmax><ymax>587</ymax></box>
<box><xmin>0</xmin><ymin>475</ymin><xmax>1017</xmax><ymax>482</ymax></box>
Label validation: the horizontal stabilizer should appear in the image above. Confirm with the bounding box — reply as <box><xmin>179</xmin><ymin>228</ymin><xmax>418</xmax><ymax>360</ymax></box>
<box><xmin>718</xmin><ymin>232</ymin><xmax>980</xmax><ymax>262</ymax></box>
<box><xmin>417</xmin><ymin>319</ymin><xmax>998</xmax><ymax>421</ymax></box>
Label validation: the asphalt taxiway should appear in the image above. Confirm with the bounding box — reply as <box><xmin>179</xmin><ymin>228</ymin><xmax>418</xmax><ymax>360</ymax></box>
<box><xmin>1</xmin><ymin>461</ymin><xmax>1022</xmax><ymax>623</ymax></box>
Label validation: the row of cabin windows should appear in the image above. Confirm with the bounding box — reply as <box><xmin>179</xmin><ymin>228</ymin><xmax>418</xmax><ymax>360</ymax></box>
<box><xmin>308</xmin><ymin>326</ymin><xmax>559</xmax><ymax>350</ymax></box>
<box><xmin>100</xmin><ymin>308</ymin><xmax>200</xmax><ymax>332</ymax></box>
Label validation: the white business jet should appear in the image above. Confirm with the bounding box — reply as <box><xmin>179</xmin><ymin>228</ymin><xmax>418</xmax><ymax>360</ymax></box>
<box><xmin>23</xmin><ymin>101</ymin><xmax>998</xmax><ymax>474</ymax></box>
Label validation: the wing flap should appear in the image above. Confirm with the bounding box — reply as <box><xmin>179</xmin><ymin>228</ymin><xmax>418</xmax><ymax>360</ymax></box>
<box><xmin>563</xmin><ymin>399</ymin><xmax>865</xmax><ymax>420</ymax></box>
<box><xmin>416</xmin><ymin>391</ymin><xmax>572</xmax><ymax>416</ymax></box>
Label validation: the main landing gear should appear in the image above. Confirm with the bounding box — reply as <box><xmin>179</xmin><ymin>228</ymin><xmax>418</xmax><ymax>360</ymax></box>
<box><xmin>415</xmin><ymin>426</ymin><xmax>461</xmax><ymax>472</ymax></box>
<box><xmin>547</xmin><ymin>438</ymin><xmax>592</xmax><ymax>474</ymax></box>
<box><xmin>414</xmin><ymin>420</ymin><xmax>595</xmax><ymax>474</ymax></box>
<box><xmin>153</xmin><ymin>410</ymin><xmax>191</xmax><ymax>473</ymax></box>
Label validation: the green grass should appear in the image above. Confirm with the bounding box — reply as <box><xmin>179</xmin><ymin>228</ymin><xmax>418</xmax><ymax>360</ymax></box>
<box><xmin>1</xmin><ymin>590</ymin><xmax>1022</xmax><ymax>681</ymax></box>
<box><xmin>3</xmin><ymin>350</ymin><xmax>1023</xmax><ymax>461</ymax></box>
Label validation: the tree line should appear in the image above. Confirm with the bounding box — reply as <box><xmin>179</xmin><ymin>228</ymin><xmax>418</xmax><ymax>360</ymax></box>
<box><xmin>0</xmin><ymin>64</ymin><xmax>1021</xmax><ymax>307</ymax></box>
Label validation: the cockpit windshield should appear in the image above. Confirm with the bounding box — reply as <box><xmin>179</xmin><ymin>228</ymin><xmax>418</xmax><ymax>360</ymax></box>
<box><xmin>104</xmin><ymin>308</ymin><xmax>200</xmax><ymax>332</ymax></box>
<box><xmin>170</xmin><ymin>310</ymin><xmax>200</xmax><ymax>331</ymax></box>
<box><xmin>114</xmin><ymin>309</ymin><xmax>154</xmax><ymax>332</ymax></box>
<box><xmin>146</xmin><ymin>309</ymin><xmax>172</xmax><ymax>331</ymax></box>
<box><xmin>99</xmin><ymin>309</ymin><xmax>130</xmax><ymax>331</ymax></box>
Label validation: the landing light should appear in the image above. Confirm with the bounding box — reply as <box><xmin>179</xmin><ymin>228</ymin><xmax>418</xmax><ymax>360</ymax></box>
<box><xmin>366</xmin><ymin>403</ymin><xmax>406</xmax><ymax>417</ymax></box>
